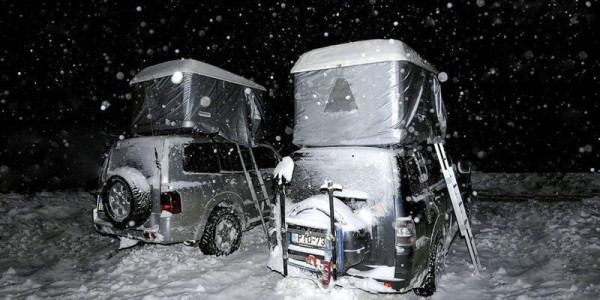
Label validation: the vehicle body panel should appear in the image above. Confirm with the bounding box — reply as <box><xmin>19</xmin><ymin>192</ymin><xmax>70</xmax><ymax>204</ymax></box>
<box><xmin>269</xmin><ymin>145</ymin><xmax>459</xmax><ymax>293</ymax></box>
<box><xmin>94</xmin><ymin>135</ymin><xmax>278</xmax><ymax>244</ymax></box>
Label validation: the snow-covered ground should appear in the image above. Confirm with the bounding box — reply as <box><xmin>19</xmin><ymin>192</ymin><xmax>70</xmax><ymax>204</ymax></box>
<box><xmin>1</xmin><ymin>179</ymin><xmax>599</xmax><ymax>299</ymax></box>
<box><xmin>472</xmin><ymin>172</ymin><xmax>600</xmax><ymax>200</ymax></box>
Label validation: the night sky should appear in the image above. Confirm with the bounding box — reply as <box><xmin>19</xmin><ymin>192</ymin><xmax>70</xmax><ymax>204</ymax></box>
<box><xmin>0</xmin><ymin>0</ymin><xmax>598</xmax><ymax>191</ymax></box>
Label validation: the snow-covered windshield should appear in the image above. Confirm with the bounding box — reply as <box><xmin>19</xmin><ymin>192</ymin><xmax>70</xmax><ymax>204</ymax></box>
<box><xmin>286</xmin><ymin>147</ymin><xmax>396</xmax><ymax>211</ymax></box>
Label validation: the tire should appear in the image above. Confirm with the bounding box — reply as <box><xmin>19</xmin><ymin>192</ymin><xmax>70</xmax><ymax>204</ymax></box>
<box><xmin>414</xmin><ymin>229</ymin><xmax>446</xmax><ymax>297</ymax></box>
<box><xmin>199</xmin><ymin>208</ymin><xmax>242</xmax><ymax>256</ymax></box>
<box><xmin>102</xmin><ymin>176</ymin><xmax>152</xmax><ymax>229</ymax></box>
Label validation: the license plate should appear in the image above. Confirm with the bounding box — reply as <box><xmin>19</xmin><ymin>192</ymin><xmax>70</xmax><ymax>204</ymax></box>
<box><xmin>291</xmin><ymin>232</ymin><xmax>326</xmax><ymax>247</ymax></box>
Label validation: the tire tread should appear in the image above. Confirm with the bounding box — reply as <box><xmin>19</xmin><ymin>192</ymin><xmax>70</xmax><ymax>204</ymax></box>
<box><xmin>199</xmin><ymin>208</ymin><xmax>242</xmax><ymax>256</ymax></box>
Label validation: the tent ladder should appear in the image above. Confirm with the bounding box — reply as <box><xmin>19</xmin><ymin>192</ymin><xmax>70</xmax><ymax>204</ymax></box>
<box><xmin>236</xmin><ymin>144</ymin><xmax>270</xmax><ymax>239</ymax></box>
<box><xmin>434</xmin><ymin>143</ymin><xmax>481</xmax><ymax>274</ymax></box>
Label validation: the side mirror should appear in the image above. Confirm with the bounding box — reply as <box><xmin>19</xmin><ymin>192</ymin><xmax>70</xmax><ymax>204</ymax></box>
<box><xmin>457</xmin><ymin>161</ymin><xmax>471</xmax><ymax>174</ymax></box>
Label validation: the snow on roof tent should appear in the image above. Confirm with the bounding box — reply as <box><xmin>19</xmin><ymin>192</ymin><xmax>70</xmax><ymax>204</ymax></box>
<box><xmin>130</xmin><ymin>59</ymin><xmax>266</xmax><ymax>147</ymax></box>
<box><xmin>290</xmin><ymin>39</ymin><xmax>439</xmax><ymax>74</ymax></box>
<box><xmin>130</xmin><ymin>59</ymin><xmax>266</xmax><ymax>91</ymax></box>
<box><xmin>290</xmin><ymin>39</ymin><xmax>447</xmax><ymax>147</ymax></box>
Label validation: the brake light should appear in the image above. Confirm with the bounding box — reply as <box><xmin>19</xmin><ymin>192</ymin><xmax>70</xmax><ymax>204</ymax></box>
<box><xmin>395</xmin><ymin>217</ymin><xmax>416</xmax><ymax>248</ymax></box>
<box><xmin>160</xmin><ymin>191</ymin><xmax>182</xmax><ymax>214</ymax></box>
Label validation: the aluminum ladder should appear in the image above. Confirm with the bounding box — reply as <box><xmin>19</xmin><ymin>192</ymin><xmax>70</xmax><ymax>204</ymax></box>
<box><xmin>434</xmin><ymin>143</ymin><xmax>482</xmax><ymax>273</ymax></box>
<box><xmin>236</xmin><ymin>144</ymin><xmax>270</xmax><ymax>238</ymax></box>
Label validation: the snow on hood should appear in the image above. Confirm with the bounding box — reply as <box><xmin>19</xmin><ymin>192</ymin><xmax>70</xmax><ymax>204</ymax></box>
<box><xmin>286</xmin><ymin>194</ymin><xmax>367</xmax><ymax>231</ymax></box>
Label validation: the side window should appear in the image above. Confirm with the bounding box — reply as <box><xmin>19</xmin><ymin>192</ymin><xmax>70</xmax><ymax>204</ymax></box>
<box><xmin>422</xmin><ymin>148</ymin><xmax>442</xmax><ymax>183</ymax></box>
<box><xmin>183</xmin><ymin>144</ymin><xmax>220</xmax><ymax>173</ymax></box>
<box><xmin>402</xmin><ymin>150</ymin><xmax>429</xmax><ymax>194</ymax></box>
<box><xmin>253</xmin><ymin>146</ymin><xmax>279</xmax><ymax>169</ymax></box>
<box><xmin>218</xmin><ymin>143</ymin><xmax>243</xmax><ymax>172</ymax></box>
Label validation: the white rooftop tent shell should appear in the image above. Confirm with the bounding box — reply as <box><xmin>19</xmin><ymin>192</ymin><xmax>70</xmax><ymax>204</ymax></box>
<box><xmin>129</xmin><ymin>59</ymin><xmax>266</xmax><ymax>147</ymax></box>
<box><xmin>291</xmin><ymin>39</ymin><xmax>439</xmax><ymax>74</ymax></box>
<box><xmin>290</xmin><ymin>39</ymin><xmax>447</xmax><ymax>147</ymax></box>
<box><xmin>130</xmin><ymin>59</ymin><xmax>266</xmax><ymax>91</ymax></box>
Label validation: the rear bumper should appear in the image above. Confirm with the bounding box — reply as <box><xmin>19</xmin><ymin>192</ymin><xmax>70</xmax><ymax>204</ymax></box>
<box><xmin>283</xmin><ymin>262</ymin><xmax>412</xmax><ymax>293</ymax></box>
<box><xmin>93</xmin><ymin>208</ymin><xmax>190</xmax><ymax>244</ymax></box>
<box><xmin>277</xmin><ymin>223</ymin><xmax>413</xmax><ymax>293</ymax></box>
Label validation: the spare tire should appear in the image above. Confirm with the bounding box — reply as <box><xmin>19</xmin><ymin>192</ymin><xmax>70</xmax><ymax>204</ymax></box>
<box><xmin>102</xmin><ymin>169</ymin><xmax>152</xmax><ymax>229</ymax></box>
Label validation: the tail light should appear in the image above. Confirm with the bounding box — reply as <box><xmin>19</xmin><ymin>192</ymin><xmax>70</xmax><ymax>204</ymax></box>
<box><xmin>160</xmin><ymin>191</ymin><xmax>182</xmax><ymax>214</ymax></box>
<box><xmin>394</xmin><ymin>217</ymin><xmax>416</xmax><ymax>249</ymax></box>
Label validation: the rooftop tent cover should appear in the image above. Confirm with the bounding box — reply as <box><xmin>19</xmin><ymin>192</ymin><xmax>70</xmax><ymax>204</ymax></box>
<box><xmin>129</xmin><ymin>59</ymin><xmax>267</xmax><ymax>147</ymax></box>
<box><xmin>291</xmin><ymin>39</ymin><xmax>447</xmax><ymax>147</ymax></box>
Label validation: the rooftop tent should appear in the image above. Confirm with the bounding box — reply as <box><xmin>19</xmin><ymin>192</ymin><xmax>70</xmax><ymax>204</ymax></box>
<box><xmin>291</xmin><ymin>39</ymin><xmax>447</xmax><ymax>147</ymax></box>
<box><xmin>130</xmin><ymin>59</ymin><xmax>267</xmax><ymax>147</ymax></box>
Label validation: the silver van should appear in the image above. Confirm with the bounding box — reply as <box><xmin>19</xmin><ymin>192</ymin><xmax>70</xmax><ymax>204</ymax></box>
<box><xmin>93</xmin><ymin>135</ymin><xmax>280</xmax><ymax>255</ymax></box>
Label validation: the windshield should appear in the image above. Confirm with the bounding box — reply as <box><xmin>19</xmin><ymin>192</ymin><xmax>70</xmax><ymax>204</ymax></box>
<box><xmin>287</xmin><ymin>147</ymin><xmax>396</xmax><ymax>211</ymax></box>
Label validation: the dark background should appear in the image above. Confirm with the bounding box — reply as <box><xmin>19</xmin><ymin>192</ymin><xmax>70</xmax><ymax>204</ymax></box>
<box><xmin>0</xmin><ymin>0</ymin><xmax>598</xmax><ymax>192</ymax></box>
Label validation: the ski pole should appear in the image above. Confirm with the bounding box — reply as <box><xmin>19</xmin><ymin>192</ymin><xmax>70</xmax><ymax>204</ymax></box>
<box><xmin>278</xmin><ymin>182</ymin><xmax>288</xmax><ymax>276</ymax></box>
<box><xmin>320</xmin><ymin>181</ymin><xmax>342</xmax><ymax>280</ymax></box>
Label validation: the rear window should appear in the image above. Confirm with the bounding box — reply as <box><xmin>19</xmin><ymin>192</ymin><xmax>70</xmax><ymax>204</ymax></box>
<box><xmin>183</xmin><ymin>144</ymin><xmax>220</xmax><ymax>173</ymax></box>
<box><xmin>218</xmin><ymin>143</ymin><xmax>243</xmax><ymax>172</ymax></box>
<box><xmin>287</xmin><ymin>149</ymin><xmax>394</xmax><ymax>210</ymax></box>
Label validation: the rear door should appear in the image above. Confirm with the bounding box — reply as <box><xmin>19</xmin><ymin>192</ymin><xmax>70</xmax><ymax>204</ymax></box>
<box><xmin>401</xmin><ymin>150</ymin><xmax>435</xmax><ymax>273</ymax></box>
<box><xmin>421</xmin><ymin>149</ymin><xmax>449</xmax><ymax>214</ymax></box>
<box><xmin>216</xmin><ymin>143</ymin><xmax>258</xmax><ymax>222</ymax></box>
<box><xmin>167</xmin><ymin>142</ymin><xmax>223</xmax><ymax>228</ymax></box>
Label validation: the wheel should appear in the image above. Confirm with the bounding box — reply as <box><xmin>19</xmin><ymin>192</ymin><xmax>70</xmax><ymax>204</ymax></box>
<box><xmin>414</xmin><ymin>230</ymin><xmax>446</xmax><ymax>297</ymax></box>
<box><xmin>199</xmin><ymin>208</ymin><xmax>242</xmax><ymax>256</ymax></box>
<box><xmin>102</xmin><ymin>176</ymin><xmax>151</xmax><ymax>229</ymax></box>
